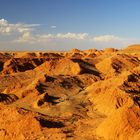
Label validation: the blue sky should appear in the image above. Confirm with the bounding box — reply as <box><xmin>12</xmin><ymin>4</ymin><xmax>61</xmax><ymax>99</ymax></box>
<box><xmin>0</xmin><ymin>0</ymin><xmax>140</xmax><ymax>51</ymax></box>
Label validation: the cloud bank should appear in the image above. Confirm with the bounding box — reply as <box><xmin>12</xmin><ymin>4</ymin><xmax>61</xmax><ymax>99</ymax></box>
<box><xmin>50</xmin><ymin>25</ymin><xmax>56</xmax><ymax>29</ymax></box>
<box><xmin>93</xmin><ymin>35</ymin><xmax>120</xmax><ymax>42</ymax></box>
<box><xmin>0</xmin><ymin>18</ymin><xmax>40</xmax><ymax>35</ymax></box>
<box><xmin>0</xmin><ymin>18</ymin><xmax>139</xmax><ymax>50</ymax></box>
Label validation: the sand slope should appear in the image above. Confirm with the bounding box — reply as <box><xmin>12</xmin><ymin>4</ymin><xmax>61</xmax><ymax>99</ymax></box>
<box><xmin>0</xmin><ymin>46</ymin><xmax>140</xmax><ymax>140</ymax></box>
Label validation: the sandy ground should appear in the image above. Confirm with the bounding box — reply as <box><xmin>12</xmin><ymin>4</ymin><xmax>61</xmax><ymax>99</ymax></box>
<box><xmin>0</xmin><ymin>45</ymin><xmax>140</xmax><ymax>140</ymax></box>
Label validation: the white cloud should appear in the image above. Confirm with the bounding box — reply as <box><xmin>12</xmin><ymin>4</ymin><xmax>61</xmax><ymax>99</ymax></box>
<box><xmin>56</xmin><ymin>32</ymin><xmax>88</xmax><ymax>40</ymax></box>
<box><xmin>15</xmin><ymin>32</ymin><xmax>133</xmax><ymax>50</ymax></box>
<box><xmin>0</xmin><ymin>18</ymin><xmax>40</xmax><ymax>35</ymax></box>
<box><xmin>1</xmin><ymin>18</ymin><xmax>140</xmax><ymax>50</ymax></box>
<box><xmin>0</xmin><ymin>18</ymin><xmax>8</xmax><ymax>26</ymax></box>
<box><xmin>51</xmin><ymin>25</ymin><xmax>56</xmax><ymax>29</ymax></box>
<box><xmin>14</xmin><ymin>32</ymin><xmax>89</xmax><ymax>43</ymax></box>
<box><xmin>39</xmin><ymin>34</ymin><xmax>54</xmax><ymax>39</ymax></box>
<box><xmin>93</xmin><ymin>35</ymin><xmax>120</xmax><ymax>42</ymax></box>
<box><xmin>23</xmin><ymin>32</ymin><xmax>31</xmax><ymax>38</ymax></box>
<box><xmin>38</xmin><ymin>33</ymin><xmax>88</xmax><ymax>40</ymax></box>
<box><xmin>14</xmin><ymin>32</ymin><xmax>35</xmax><ymax>44</ymax></box>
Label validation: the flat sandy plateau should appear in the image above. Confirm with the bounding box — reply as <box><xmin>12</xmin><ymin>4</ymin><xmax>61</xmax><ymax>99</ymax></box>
<box><xmin>0</xmin><ymin>45</ymin><xmax>140</xmax><ymax>140</ymax></box>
